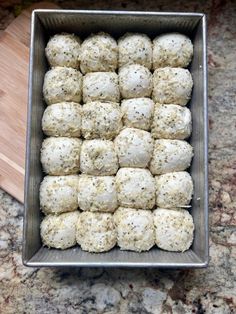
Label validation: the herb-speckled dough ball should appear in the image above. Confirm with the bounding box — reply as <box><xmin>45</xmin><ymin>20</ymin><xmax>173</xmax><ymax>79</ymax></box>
<box><xmin>150</xmin><ymin>139</ymin><xmax>193</xmax><ymax>175</ymax></box>
<box><xmin>78</xmin><ymin>175</ymin><xmax>118</xmax><ymax>212</ymax></box>
<box><xmin>116</xmin><ymin>168</ymin><xmax>155</xmax><ymax>209</ymax></box>
<box><xmin>43</xmin><ymin>67</ymin><xmax>82</xmax><ymax>105</ymax></box>
<box><xmin>153</xmin><ymin>208</ymin><xmax>194</xmax><ymax>252</ymax></box>
<box><xmin>119</xmin><ymin>64</ymin><xmax>153</xmax><ymax>99</ymax></box>
<box><xmin>83</xmin><ymin>72</ymin><xmax>120</xmax><ymax>103</ymax></box>
<box><xmin>42</xmin><ymin>102</ymin><xmax>82</xmax><ymax>137</ymax></box>
<box><xmin>45</xmin><ymin>33</ymin><xmax>81</xmax><ymax>68</ymax></box>
<box><xmin>80</xmin><ymin>140</ymin><xmax>118</xmax><ymax>175</ymax></box>
<box><xmin>76</xmin><ymin>212</ymin><xmax>116</xmax><ymax>252</ymax></box>
<box><xmin>40</xmin><ymin>211</ymin><xmax>80</xmax><ymax>249</ymax></box>
<box><xmin>155</xmin><ymin>171</ymin><xmax>193</xmax><ymax>208</ymax></box>
<box><xmin>151</xmin><ymin>104</ymin><xmax>192</xmax><ymax>140</ymax></box>
<box><xmin>114</xmin><ymin>128</ymin><xmax>154</xmax><ymax>168</ymax></box>
<box><xmin>82</xmin><ymin>101</ymin><xmax>122</xmax><ymax>139</ymax></box>
<box><xmin>40</xmin><ymin>175</ymin><xmax>80</xmax><ymax>215</ymax></box>
<box><xmin>152</xmin><ymin>67</ymin><xmax>193</xmax><ymax>106</ymax></box>
<box><xmin>41</xmin><ymin>137</ymin><xmax>82</xmax><ymax>175</ymax></box>
<box><xmin>153</xmin><ymin>33</ymin><xmax>193</xmax><ymax>68</ymax></box>
<box><xmin>118</xmin><ymin>33</ymin><xmax>152</xmax><ymax>69</ymax></box>
<box><xmin>114</xmin><ymin>207</ymin><xmax>155</xmax><ymax>252</ymax></box>
<box><xmin>121</xmin><ymin>98</ymin><xmax>154</xmax><ymax>131</ymax></box>
<box><xmin>80</xmin><ymin>32</ymin><xmax>118</xmax><ymax>74</ymax></box>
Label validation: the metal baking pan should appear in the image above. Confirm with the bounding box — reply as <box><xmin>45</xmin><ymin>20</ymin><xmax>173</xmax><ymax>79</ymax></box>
<box><xmin>23</xmin><ymin>10</ymin><xmax>208</xmax><ymax>268</ymax></box>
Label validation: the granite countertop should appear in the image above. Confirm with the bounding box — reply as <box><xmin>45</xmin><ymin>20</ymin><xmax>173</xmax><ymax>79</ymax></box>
<box><xmin>0</xmin><ymin>1</ymin><xmax>236</xmax><ymax>313</ymax></box>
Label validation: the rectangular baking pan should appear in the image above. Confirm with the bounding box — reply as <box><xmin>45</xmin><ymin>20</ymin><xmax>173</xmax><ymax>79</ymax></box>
<box><xmin>23</xmin><ymin>10</ymin><xmax>208</xmax><ymax>268</ymax></box>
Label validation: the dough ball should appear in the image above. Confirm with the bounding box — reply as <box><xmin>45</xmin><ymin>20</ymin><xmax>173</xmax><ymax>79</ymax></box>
<box><xmin>152</xmin><ymin>67</ymin><xmax>193</xmax><ymax>106</ymax></box>
<box><xmin>116</xmin><ymin>168</ymin><xmax>155</xmax><ymax>209</ymax></box>
<box><xmin>155</xmin><ymin>171</ymin><xmax>193</xmax><ymax>208</ymax></box>
<box><xmin>80</xmin><ymin>140</ymin><xmax>118</xmax><ymax>175</ymax></box>
<box><xmin>114</xmin><ymin>207</ymin><xmax>155</xmax><ymax>252</ymax></box>
<box><xmin>83</xmin><ymin>72</ymin><xmax>120</xmax><ymax>103</ymax></box>
<box><xmin>43</xmin><ymin>67</ymin><xmax>82</xmax><ymax>105</ymax></box>
<box><xmin>40</xmin><ymin>175</ymin><xmax>80</xmax><ymax>215</ymax></box>
<box><xmin>119</xmin><ymin>64</ymin><xmax>153</xmax><ymax>99</ymax></box>
<box><xmin>82</xmin><ymin>101</ymin><xmax>122</xmax><ymax>139</ymax></box>
<box><xmin>153</xmin><ymin>33</ymin><xmax>193</xmax><ymax>68</ymax></box>
<box><xmin>118</xmin><ymin>33</ymin><xmax>152</xmax><ymax>69</ymax></box>
<box><xmin>114</xmin><ymin>128</ymin><xmax>154</xmax><ymax>168</ymax></box>
<box><xmin>45</xmin><ymin>33</ymin><xmax>81</xmax><ymax>68</ymax></box>
<box><xmin>40</xmin><ymin>211</ymin><xmax>80</xmax><ymax>249</ymax></box>
<box><xmin>80</xmin><ymin>32</ymin><xmax>118</xmax><ymax>74</ymax></box>
<box><xmin>41</xmin><ymin>137</ymin><xmax>81</xmax><ymax>175</ymax></box>
<box><xmin>42</xmin><ymin>102</ymin><xmax>82</xmax><ymax>137</ymax></box>
<box><xmin>76</xmin><ymin>212</ymin><xmax>116</xmax><ymax>252</ymax></box>
<box><xmin>121</xmin><ymin>98</ymin><xmax>154</xmax><ymax>131</ymax></box>
<box><xmin>150</xmin><ymin>139</ymin><xmax>193</xmax><ymax>175</ymax></box>
<box><xmin>151</xmin><ymin>104</ymin><xmax>192</xmax><ymax>140</ymax></box>
<box><xmin>153</xmin><ymin>208</ymin><xmax>194</xmax><ymax>252</ymax></box>
<box><xmin>78</xmin><ymin>175</ymin><xmax>118</xmax><ymax>212</ymax></box>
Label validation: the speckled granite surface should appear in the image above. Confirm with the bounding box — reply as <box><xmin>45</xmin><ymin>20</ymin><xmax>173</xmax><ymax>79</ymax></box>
<box><xmin>0</xmin><ymin>0</ymin><xmax>236</xmax><ymax>313</ymax></box>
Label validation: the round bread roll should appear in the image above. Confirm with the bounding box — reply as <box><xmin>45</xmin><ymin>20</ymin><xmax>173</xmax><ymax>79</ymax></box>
<box><xmin>153</xmin><ymin>208</ymin><xmax>194</xmax><ymax>252</ymax></box>
<box><xmin>114</xmin><ymin>128</ymin><xmax>154</xmax><ymax>168</ymax></box>
<box><xmin>40</xmin><ymin>211</ymin><xmax>80</xmax><ymax>249</ymax></box>
<box><xmin>118</xmin><ymin>33</ymin><xmax>152</xmax><ymax>69</ymax></box>
<box><xmin>121</xmin><ymin>98</ymin><xmax>154</xmax><ymax>131</ymax></box>
<box><xmin>114</xmin><ymin>207</ymin><xmax>155</xmax><ymax>252</ymax></box>
<box><xmin>82</xmin><ymin>101</ymin><xmax>122</xmax><ymax>140</ymax></box>
<box><xmin>83</xmin><ymin>72</ymin><xmax>120</xmax><ymax>103</ymax></box>
<box><xmin>155</xmin><ymin>171</ymin><xmax>193</xmax><ymax>208</ymax></box>
<box><xmin>80</xmin><ymin>32</ymin><xmax>118</xmax><ymax>74</ymax></box>
<box><xmin>152</xmin><ymin>67</ymin><xmax>193</xmax><ymax>106</ymax></box>
<box><xmin>116</xmin><ymin>168</ymin><xmax>155</xmax><ymax>209</ymax></box>
<box><xmin>76</xmin><ymin>212</ymin><xmax>116</xmax><ymax>252</ymax></box>
<box><xmin>153</xmin><ymin>33</ymin><xmax>193</xmax><ymax>69</ymax></box>
<box><xmin>41</xmin><ymin>137</ymin><xmax>81</xmax><ymax>175</ymax></box>
<box><xmin>42</xmin><ymin>102</ymin><xmax>82</xmax><ymax>137</ymax></box>
<box><xmin>45</xmin><ymin>33</ymin><xmax>81</xmax><ymax>68</ymax></box>
<box><xmin>78</xmin><ymin>175</ymin><xmax>118</xmax><ymax>212</ymax></box>
<box><xmin>151</xmin><ymin>104</ymin><xmax>192</xmax><ymax>140</ymax></box>
<box><xmin>80</xmin><ymin>140</ymin><xmax>118</xmax><ymax>175</ymax></box>
<box><xmin>150</xmin><ymin>139</ymin><xmax>193</xmax><ymax>175</ymax></box>
<box><xmin>40</xmin><ymin>175</ymin><xmax>80</xmax><ymax>215</ymax></box>
<box><xmin>43</xmin><ymin>67</ymin><xmax>82</xmax><ymax>105</ymax></box>
<box><xmin>119</xmin><ymin>64</ymin><xmax>153</xmax><ymax>99</ymax></box>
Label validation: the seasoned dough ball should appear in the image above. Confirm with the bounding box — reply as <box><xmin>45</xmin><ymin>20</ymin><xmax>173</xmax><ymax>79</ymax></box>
<box><xmin>119</xmin><ymin>64</ymin><xmax>153</xmax><ymax>99</ymax></box>
<box><xmin>78</xmin><ymin>175</ymin><xmax>118</xmax><ymax>212</ymax></box>
<box><xmin>152</xmin><ymin>67</ymin><xmax>193</xmax><ymax>106</ymax></box>
<box><xmin>41</xmin><ymin>137</ymin><xmax>81</xmax><ymax>175</ymax></box>
<box><xmin>151</xmin><ymin>104</ymin><xmax>192</xmax><ymax>140</ymax></box>
<box><xmin>41</xmin><ymin>211</ymin><xmax>80</xmax><ymax>249</ymax></box>
<box><xmin>116</xmin><ymin>168</ymin><xmax>155</xmax><ymax>209</ymax></box>
<box><xmin>45</xmin><ymin>33</ymin><xmax>81</xmax><ymax>68</ymax></box>
<box><xmin>155</xmin><ymin>171</ymin><xmax>193</xmax><ymax>208</ymax></box>
<box><xmin>43</xmin><ymin>67</ymin><xmax>82</xmax><ymax>105</ymax></box>
<box><xmin>118</xmin><ymin>33</ymin><xmax>152</xmax><ymax>69</ymax></box>
<box><xmin>114</xmin><ymin>128</ymin><xmax>154</xmax><ymax>168</ymax></box>
<box><xmin>40</xmin><ymin>175</ymin><xmax>80</xmax><ymax>215</ymax></box>
<box><xmin>80</xmin><ymin>32</ymin><xmax>118</xmax><ymax>74</ymax></box>
<box><xmin>82</xmin><ymin>102</ymin><xmax>122</xmax><ymax>139</ymax></box>
<box><xmin>42</xmin><ymin>102</ymin><xmax>82</xmax><ymax>137</ymax></box>
<box><xmin>150</xmin><ymin>139</ymin><xmax>193</xmax><ymax>175</ymax></box>
<box><xmin>153</xmin><ymin>208</ymin><xmax>194</xmax><ymax>252</ymax></box>
<box><xmin>153</xmin><ymin>33</ymin><xmax>193</xmax><ymax>68</ymax></box>
<box><xmin>76</xmin><ymin>212</ymin><xmax>116</xmax><ymax>252</ymax></box>
<box><xmin>121</xmin><ymin>98</ymin><xmax>154</xmax><ymax>131</ymax></box>
<box><xmin>80</xmin><ymin>140</ymin><xmax>118</xmax><ymax>175</ymax></box>
<box><xmin>83</xmin><ymin>72</ymin><xmax>120</xmax><ymax>103</ymax></box>
<box><xmin>114</xmin><ymin>207</ymin><xmax>155</xmax><ymax>252</ymax></box>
